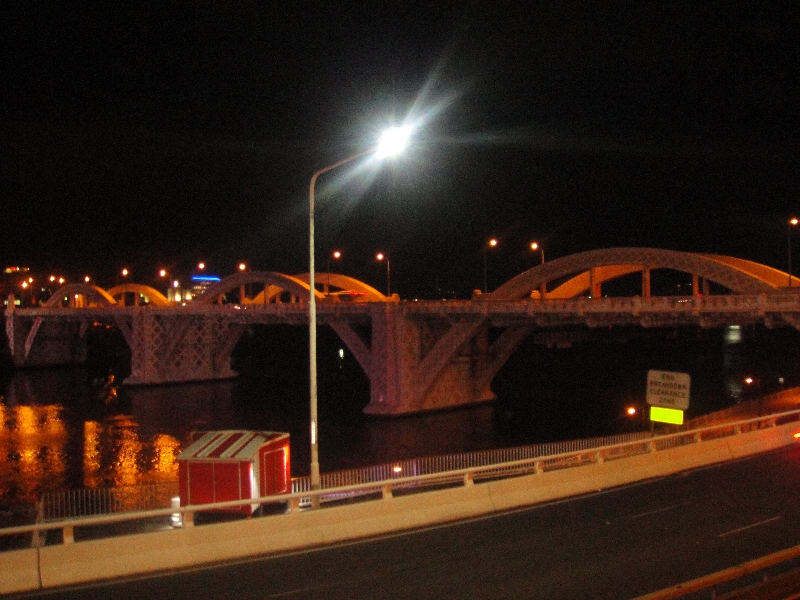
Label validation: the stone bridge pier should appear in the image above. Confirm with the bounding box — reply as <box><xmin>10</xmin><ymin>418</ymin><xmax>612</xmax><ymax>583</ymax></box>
<box><xmin>331</xmin><ymin>304</ymin><xmax>521</xmax><ymax>415</ymax></box>
<box><xmin>122</xmin><ymin>311</ymin><xmax>240</xmax><ymax>386</ymax></box>
<box><xmin>5</xmin><ymin>307</ymin><xmax>89</xmax><ymax>368</ymax></box>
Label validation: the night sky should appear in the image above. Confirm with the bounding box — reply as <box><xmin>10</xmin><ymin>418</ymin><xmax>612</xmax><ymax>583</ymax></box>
<box><xmin>2</xmin><ymin>2</ymin><xmax>799</xmax><ymax>298</ymax></box>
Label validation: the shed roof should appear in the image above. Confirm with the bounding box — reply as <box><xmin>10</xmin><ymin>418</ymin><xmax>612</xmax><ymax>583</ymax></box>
<box><xmin>177</xmin><ymin>430</ymin><xmax>289</xmax><ymax>461</ymax></box>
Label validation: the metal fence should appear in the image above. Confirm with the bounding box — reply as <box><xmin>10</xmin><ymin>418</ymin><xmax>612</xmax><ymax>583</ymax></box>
<box><xmin>39</xmin><ymin>481</ymin><xmax>179</xmax><ymax>522</ymax></box>
<box><xmin>292</xmin><ymin>430</ymin><xmax>654</xmax><ymax>496</ymax></box>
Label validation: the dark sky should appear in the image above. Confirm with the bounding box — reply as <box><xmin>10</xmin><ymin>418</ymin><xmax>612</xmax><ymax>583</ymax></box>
<box><xmin>2</xmin><ymin>2</ymin><xmax>799</xmax><ymax>298</ymax></box>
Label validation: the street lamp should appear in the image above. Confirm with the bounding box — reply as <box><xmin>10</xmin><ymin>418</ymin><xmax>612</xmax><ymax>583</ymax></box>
<box><xmin>530</xmin><ymin>241</ymin><xmax>544</xmax><ymax>265</ymax></box>
<box><xmin>326</xmin><ymin>250</ymin><xmax>341</xmax><ymax>294</ymax></box>
<box><xmin>789</xmin><ymin>218</ymin><xmax>798</xmax><ymax>287</ymax></box>
<box><xmin>308</xmin><ymin>125</ymin><xmax>410</xmax><ymax>502</ymax></box>
<box><xmin>376</xmin><ymin>252</ymin><xmax>391</xmax><ymax>296</ymax></box>
<box><xmin>483</xmin><ymin>238</ymin><xmax>498</xmax><ymax>293</ymax></box>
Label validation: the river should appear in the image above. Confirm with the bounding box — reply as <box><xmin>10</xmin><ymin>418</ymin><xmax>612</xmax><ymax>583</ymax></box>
<box><xmin>1</xmin><ymin>322</ymin><xmax>797</xmax><ymax>511</ymax></box>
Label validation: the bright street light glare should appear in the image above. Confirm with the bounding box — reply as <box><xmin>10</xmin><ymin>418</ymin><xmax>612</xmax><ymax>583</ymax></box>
<box><xmin>376</xmin><ymin>126</ymin><xmax>411</xmax><ymax>158</ymax></box>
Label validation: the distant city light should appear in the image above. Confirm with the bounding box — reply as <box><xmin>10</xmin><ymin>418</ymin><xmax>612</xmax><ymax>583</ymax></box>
<box><xmin>626</xmin><ymin>406</ymin><xmax>637</xmax><ymax>417</ymax></box>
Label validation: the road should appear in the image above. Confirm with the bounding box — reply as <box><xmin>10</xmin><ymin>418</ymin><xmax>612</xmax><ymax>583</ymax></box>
<box><xmin>10</xmin><ymin>445</ymin><xmax>800</xmax><ymax>600</ymax></box>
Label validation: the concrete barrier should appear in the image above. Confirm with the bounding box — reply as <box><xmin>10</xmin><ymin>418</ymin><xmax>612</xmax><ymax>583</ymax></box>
<box><xmin>0</xmin><ymin>547</ymin><xmax>40</xmax><ymax>594</ymax></box>
<box><xmin>11</xmin><ymin>418</ymin><xmax>800</xmax><ymax>593</ymax></box>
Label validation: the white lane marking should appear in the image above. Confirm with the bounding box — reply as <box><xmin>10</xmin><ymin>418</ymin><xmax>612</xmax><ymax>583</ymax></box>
<box><xmin>630</xmin><ymin>501</ymin><xmax>692</xmax><ymax>520</ymax></box>
<box><xmin>717</xmin><ymin>516</ymin><xmax>781</xmax><ymax>538</ymax></box>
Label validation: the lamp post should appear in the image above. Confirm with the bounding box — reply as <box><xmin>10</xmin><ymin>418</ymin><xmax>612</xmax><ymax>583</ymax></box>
<box><xmin>308</xmin><ymin>126</ymin><xmax>410</xmax><ymax>502</ymax></box>
<box><xmin>376</xmin><ymin>252</ymin><xmax>391</xmax><ymax>296</ymax></box>
<box><xmin>789</xmin><ymin>218</ymin><xmax>798</xmax><ymax>287</ymax></box>
<box><xmin>326</xmin><ymin>250</ymin><xmax>341</xmax><ymax>295</ymax></box>
<box><xmin>530</xmin><ymin>241</ymin><xmax>544</xmax><ymax>265</ymax></box>
<box><xmin>483</xmin><ymin>238</ymin><xmax>498</xmax><ymax>293</ymax></box>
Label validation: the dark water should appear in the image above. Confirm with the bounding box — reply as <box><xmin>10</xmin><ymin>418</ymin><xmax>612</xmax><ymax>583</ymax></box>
<box><xmin>1</xmin><ymin>322</ymin><xmax>798</xmax><ymax>508</ymax></box>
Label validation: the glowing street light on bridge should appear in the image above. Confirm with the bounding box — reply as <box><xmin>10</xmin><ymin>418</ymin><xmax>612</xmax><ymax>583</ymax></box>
<box><xmin>788</xmin><ymin>218</ymin><xmax>798</xmax><ymax>288</ymax></box>
<box><xmin>376</xmin><ymin>252</ymin><xmax>391</xmax><ymax>296</ymax></box>
<box><xmin>325</xmin><ymin>250</ymin><xmax>342</xmax><ymax>294</ymax></box>
<box><xmin>483</xmin><ymin>238</ymin><xmax>498</xmax><ymax>293</ymax></box>
<box><xmin>530</xmin><ymin>241</ymin><xmax>545</xmax><ymax>265</ymax></box>
<box><xmin>308</xmin><ymin>124</ymin><xmax>412</xmax><ymax>502</ymax></box>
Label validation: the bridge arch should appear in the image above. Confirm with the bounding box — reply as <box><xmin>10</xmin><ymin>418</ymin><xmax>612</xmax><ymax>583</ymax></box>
<box><xmin>292</xmin><ymin>273</ymin><xmax>388</xmax><ymax>302</ymax></box>
<box><xmin>194</xmin><ymin>271</ymin><xmax>323</xmax><ymax>305</ymax></box>
<box><xmin>491</xmin><ymin>248</ymin><xmax>783</xmax><ymax>300</ymax></box>
<box><xmin>44</xmin><ymin>284</ymin><xmax>117</xmax><ymax>307</ymax></box>
<box><xmin>194</xmin><ymin>271</ymin><xmax>388</xmax><ymax>304</ymax></box>
<box><xmin>107</xmin><ymin>284</ymin><xmax>169</xmax><ymax>306</ymax></box>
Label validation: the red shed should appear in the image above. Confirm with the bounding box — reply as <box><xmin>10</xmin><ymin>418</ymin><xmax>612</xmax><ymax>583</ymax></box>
<box><xmin>177</xmin><ymin>430</ymin><xmax>291</xmax><ymax>515</ymax></box>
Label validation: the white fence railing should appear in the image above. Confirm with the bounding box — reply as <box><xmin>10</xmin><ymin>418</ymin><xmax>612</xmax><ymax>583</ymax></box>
<box><xmin>3</xmin><ymin>409</ymin><xmax>799</xmax><ymax>551</ymax></box>
<box><xmin>39</xmin><ymin>482</ymin><xmax>178</xmax><ymax>522</ymax></box>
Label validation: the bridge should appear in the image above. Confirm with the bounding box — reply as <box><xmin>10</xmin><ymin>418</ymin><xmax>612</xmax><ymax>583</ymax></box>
<box><xmin>5</xmin><ymin>247</ymin><xmax>800</xmax><ymax>415</ymax></box>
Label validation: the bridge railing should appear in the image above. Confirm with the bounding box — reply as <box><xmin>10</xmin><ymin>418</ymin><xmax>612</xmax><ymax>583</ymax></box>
<box><xmin>3</xmin><ymin>408</ymin><xmax>799</xmax><ymax>551</ymax></box>
<box><xmin>291</xmin><ymin>430</ymin><xmax>653</xmax><ymax>499</ymax></box>
<box><xmin>38</xmin><ymin>482</ymin><xmax>179</xmax><ymax>522</ymax></box>
<box><xmin>408</xmin><ymin>292</ymin><xmax>800</xmax><ymax>312</ymax></box>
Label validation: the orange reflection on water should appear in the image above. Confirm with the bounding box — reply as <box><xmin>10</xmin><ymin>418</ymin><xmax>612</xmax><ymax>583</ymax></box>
<box><xmin>0</xmin><ymin>401</ymin><xmax>68</xmax><ymax>505</ymax></box>
<box><xmin>83</xmin><ymin>421</ymin><xmax>102</xmax><ymax>488</ymax></box>
<box><xmin>110</xmin><ymin>415</ymin><xmax>142</xmax><ymax>488</ymax></box>
<box><xmin>150</xmin><ymin>434</ymin><xmax>180</xmax><ymax>479</ymax></box>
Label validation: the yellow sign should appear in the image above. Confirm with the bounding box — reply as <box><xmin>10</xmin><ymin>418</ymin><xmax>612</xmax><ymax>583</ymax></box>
<box><xmin>650</xmin><ymin>406</ymin><xmax>684</xmax><ymax>425</ymax></box>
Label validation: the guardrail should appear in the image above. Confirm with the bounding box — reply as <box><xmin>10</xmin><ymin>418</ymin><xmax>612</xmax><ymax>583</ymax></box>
<box><xmin>3</xmin><ymin>408</ymin><xmax>799</xmax><ymax>550</ymax></box>
<box><xmin>633</xmin><ymin>543</ymin><xmax>800</xmax><ymax>599</ymax></box>
<box><xmin>39</xmin><ymin>482</ymin><xmax>178</xmax><ymax>522</ymax></box>
<box><xmin>291</xmin><ymin>429</ymin><xmax>653</xmax><ymax>498</ymax></box>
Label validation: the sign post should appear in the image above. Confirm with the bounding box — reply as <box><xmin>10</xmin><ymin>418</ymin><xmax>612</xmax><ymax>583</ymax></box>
<box><xmin>646</xmin><ymin>370</ymin><xmax>690</xmax><ymax>426</ymax></box>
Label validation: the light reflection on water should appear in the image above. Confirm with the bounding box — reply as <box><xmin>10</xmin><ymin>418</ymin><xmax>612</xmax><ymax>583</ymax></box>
<box><xmin>0</xmin><ymin>367</ymin><xmax>503</xmax><ymax>508</ymax></box>
<box><xmin>0</xmin><ymin>401</ymin><xmax>69</xmax><ymax>505</ymax></box>
<box><xmin>1</xmin><ymin>323</ymin><xmax>798</xmax><ymax>509</ymax></box>
<box><xmin>0</xmin><ymin>371</ymin><xmax>192</xmax><ymax>506</ymax></box>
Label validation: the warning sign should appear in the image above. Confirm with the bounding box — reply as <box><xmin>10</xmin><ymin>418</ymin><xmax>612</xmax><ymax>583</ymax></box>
<box><xmin>646</xmin><ymin>370</ymin><xmax>690</xmax><ymax>410</ymax></box>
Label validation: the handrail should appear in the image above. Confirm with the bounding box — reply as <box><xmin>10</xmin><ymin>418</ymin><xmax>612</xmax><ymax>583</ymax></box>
<box><xmin>632</xmin><ymin>543</ymin><xmax>800</xmax><ymax>599</ymax></box>
<box><xmin>3</xmin><ymin>408</ymin><xmax>799</xmax><ymax>544</ymax></box>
